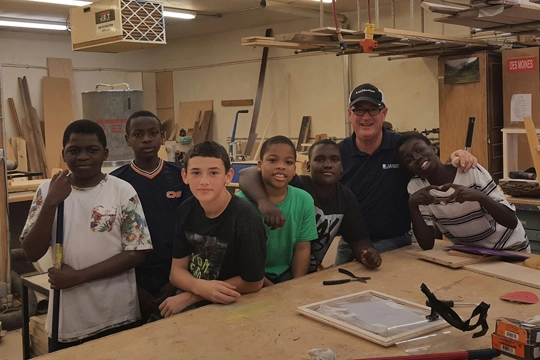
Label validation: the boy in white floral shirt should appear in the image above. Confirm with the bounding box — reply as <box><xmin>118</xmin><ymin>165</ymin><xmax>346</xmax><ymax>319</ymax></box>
<box><xmin>20</xmin><ymin>120</ymin><xmax>153</xmax><ymax>351</ymax></box>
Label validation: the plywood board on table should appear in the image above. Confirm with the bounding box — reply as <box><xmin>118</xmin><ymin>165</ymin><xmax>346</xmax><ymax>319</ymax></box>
<box><xmin>177</xmin><ymin>101</ymin><xmax>213</xmax><ymax>139</ymax></box>
<box><xmin>47</xmin><ymin>58</ymin><xmax>78</xmax><ymax>120</ymax></box>
<box><xmin>43</xmin><ymin>77</ymin><xmax>72</xmax><ymax>175</ymax></box>
<box><xmin>407</xmin><ymin>248</ymin><xmax>499</xmax><ymax>268</ymax></box>
<box><xmin>464</xmin><ymin>261</ymin><xmax>540</xmax><ymax>289</ymax></box>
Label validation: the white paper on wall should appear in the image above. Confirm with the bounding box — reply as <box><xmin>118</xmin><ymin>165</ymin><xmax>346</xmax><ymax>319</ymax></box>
<box><xmin>510</xmin><ymin>94</ymin><xmax>532</xmax><ymax>122</ymax></box>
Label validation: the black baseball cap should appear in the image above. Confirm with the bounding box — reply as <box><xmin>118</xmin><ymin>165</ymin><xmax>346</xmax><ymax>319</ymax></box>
<box><xmin>348</xmin><ymin>83</ymin><xmax>386</xmax><ymax>109</ymax></box>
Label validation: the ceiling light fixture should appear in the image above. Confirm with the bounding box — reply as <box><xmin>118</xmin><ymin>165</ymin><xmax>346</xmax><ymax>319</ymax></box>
<box><xmin>0</xmin><ymin>19</ymin><xmax>68</xmax><ymax>30</ymax></box>
<box><xmin>163</xmin><ymin>9</ymin><xmax>197</xmax><ymax>19</ymax></box>
<box><xmin>28</xmin><ymin>0</ymin><xmax>92</xmax><ymax>6</ymax></box>
<box><xmin>314</xmin><ymin>0</ymin><xmax>333</xmax><ymax>3</ymax></box>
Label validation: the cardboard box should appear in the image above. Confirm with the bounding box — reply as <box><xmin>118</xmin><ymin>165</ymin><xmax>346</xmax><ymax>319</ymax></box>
<box><xmin>495</xmin><ymin>318</ymin><xmax>540</xmax><ymax>345</ymax></box>
<box><xmin>492</xmin><ymin>333</ymin><xmax>540</xmax><ymax>360</ymax></box>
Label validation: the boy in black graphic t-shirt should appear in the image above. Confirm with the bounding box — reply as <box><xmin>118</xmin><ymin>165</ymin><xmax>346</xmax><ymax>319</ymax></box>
<box><xmin>240</xmin><ymin>139</ymin><xmax>382</xmax><ymax>272</ymax></box>
<box><xmin>159</xmin><ymin>141</ymin><xmax>266</xmax><ymax>317</ymax></box>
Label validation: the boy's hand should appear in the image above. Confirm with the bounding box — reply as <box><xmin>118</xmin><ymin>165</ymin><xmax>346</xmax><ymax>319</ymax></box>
<box><xmin>48</xmin><ymin>264</ymin><xmax>84</xmax><ymax>290</ymax></box>
<box><xmin>450</xmin><ymin>150</ymin><xmax>477</xmax><ymax>173</ymax></box>
<box><xmin>196</xmin><ymin>280</ymin><xmax>241</xmax><ymax>304</ymax></box>
<box><xmin>360</xmin><ymin>248</ymin><xmax>382</xmax><ymax>269</ymax></box>
<box><xmin>409</xmin><ymin>185</ymin><xmax>441</xmax><ymax>206</ymax></box>
<box><xmin>45</xmin><ymin>170</ymin><xmax>72</xmax><ymax>207</ymax></box>
<box><xmin>258</xmin><ymin>201</ymin><xmax>285</xmax><ymax>230</ymax></box>
<box><xmin>441</xmin><ymin>183</ymin><xmax>482</xmax><ymax>203</ymax></box>
<box><xmin>159</xmin><ymin>292</ymin><xmax>195</xmax><ymax>318</ymax></box>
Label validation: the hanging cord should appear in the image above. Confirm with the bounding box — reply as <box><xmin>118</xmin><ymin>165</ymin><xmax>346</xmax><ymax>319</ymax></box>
<box><xmin>360</xmin><ymin>0</ymin><xmax>377</xmax><ymax>52</ymax></box>
<box><xmin>331</xmin><ymin>0</ymin><xmax>346</xmax><ymax>51</ymax></box>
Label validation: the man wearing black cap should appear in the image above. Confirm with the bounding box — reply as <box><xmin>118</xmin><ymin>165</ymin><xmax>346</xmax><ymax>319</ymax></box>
<box><xmin>335</xmin><ymin>83</ymin><xmax>477</xmax><ymax>264</ymax></box>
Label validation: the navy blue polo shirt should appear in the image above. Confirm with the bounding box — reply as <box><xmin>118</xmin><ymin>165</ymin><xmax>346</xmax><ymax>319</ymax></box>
<box><xmin>338</xmin><ymin>129</ymin><xmax>411</xmax><ymax>240</ymax></box>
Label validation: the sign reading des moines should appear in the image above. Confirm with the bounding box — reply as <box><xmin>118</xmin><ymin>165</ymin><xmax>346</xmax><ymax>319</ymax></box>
<box><xmin>507</xmin><ymin>56</ymin><xmax>536</xmax><ymax>73</ymax></box>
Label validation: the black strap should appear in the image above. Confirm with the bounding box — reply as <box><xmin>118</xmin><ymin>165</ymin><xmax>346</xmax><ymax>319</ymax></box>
<box><xmin>421</xmin><ymin>283</ymin><xmax>490</xmax><ymax>338</ymax></box>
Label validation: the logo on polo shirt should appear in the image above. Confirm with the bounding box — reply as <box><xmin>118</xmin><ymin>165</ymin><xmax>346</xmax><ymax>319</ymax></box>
<box><xmin>382</xmin><ymin>163</ymin><xmax>399</xmax><ymax>169</ymax></box>
<box><xmin>166</xmin><ymin>191</ymin><xmax>182</xmax><ymax>198</ymax></box>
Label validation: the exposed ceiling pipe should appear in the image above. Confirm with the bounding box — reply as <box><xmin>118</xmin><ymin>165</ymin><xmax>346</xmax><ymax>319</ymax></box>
<box><xmin>391</xmin><ymin>0</ymin><xmax>396</xmax><ymax>28</ymax></box>
<box><xmin>356</xmin><ymin>0</ymin><xmax>361</xmax><ymax>31</ymax></box>
<box><xmin>320</xmin><ymin>0</ymin><xmax>324</xmax><ymax>28</ymax></box>
<box><xmin>410</xmin><ymin>0</ymin><xmax>414</xmax><ymax>30</ymax></box>
<box><xmin>260</xmin><ymin>0</ymin><xmax>349</xmax><ymax>25</ymax></box>
<box><xmin>375</xmin><ymin>0</ymin><xmax>380</xmax><ymax>27</ymax></box>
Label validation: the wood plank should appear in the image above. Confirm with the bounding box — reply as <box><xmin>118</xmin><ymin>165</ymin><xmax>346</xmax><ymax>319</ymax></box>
<box><xmin>221</xmin><ymin>99</ymin><xmax>253</xmax><ymax>107</ymax></box>
<box><xmin>19</xmin><ymin>116</ymin><xmax>41</xmax><ymax>174</ymax></box>
<box><xmin>11</xmin><ymin>137</ymin><xmax>28</xmax><ymax>172</ymax></box>
<box><xmin>47</xmin><ymin>58</ymin><xmax>79</xmax><ymax>120</ymax></box>
<box><xmin>244</xmin><ymin>28</ymin><xmax>272</xmax><ymax>158</ymax></box>
<box><xmin>464</xmin><ymin>261</ymin><xmax>540</xmax><ymax>289</ymax></box>
<box><xmin>8</xmin><ymin>98</ymin><xmax>23</xmax><ymax>137</ymax></box>
<box><xmin>0</xmin><ymin>108</ymin><xmax>8</xmax><ymax>283</ymax></box>
<box><xmin>8</xmin><ymin>179</ymin><xmax>47</xmax><ymax>193</ymax></box>
<box><xmin>43</xmin><ymin>77</ymin><xmax>72</xmax><ymax>176</ymax></box>
<box><xmin>19</xmin><ymin>77</ymin><xmax>48</xmax><ymax>178</ymax></box>
<box><xmin>155</xmin><ymin>71</ymin><xmax>174</xmax><ymax>110</ymax></box>
<box><xmin>191</xmin><ymin>110</ymin><xmax>212</xmax><ymax>143</ymax></box>
<box><xmin>524</xmin><ymin>116</ymin><xmax>540</xmax><ymax>181</ymax></box>
<box><xmin>177</xmin><ymin>101</ymin><xmax>213</xmax><ymax>138</ymax></box>
<box><xmin>296</xmin><ymin>116</ymin><xmax>311</xmax><ymax>152</ymax></box>
<box><xmin>4</xmin><ymin>138</ymin><xmax>15</xmax><ymax>163</ymax></box>
<box><xmin>407</xmin><ymin>248</ymin><xmax>499</xmax><ymax>268</ymax></box>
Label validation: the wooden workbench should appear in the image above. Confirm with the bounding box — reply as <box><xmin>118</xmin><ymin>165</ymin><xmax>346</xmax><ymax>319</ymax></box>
<box><xmin>35</xmin><ymin>246</ymin><xmax>539</xmax><ymax>360</ymax></box>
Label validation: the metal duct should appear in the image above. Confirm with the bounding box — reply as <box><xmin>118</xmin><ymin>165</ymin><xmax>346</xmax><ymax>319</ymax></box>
<box><xmin>260</xmin><ymin>0</ymin><xmax>348</xmax><ymax>24</ymax></box>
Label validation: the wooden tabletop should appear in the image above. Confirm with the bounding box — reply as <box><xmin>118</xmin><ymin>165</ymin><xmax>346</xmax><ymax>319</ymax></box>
<box><xmin>36</xmin><ymin>245</ymin><xmax>540</xmax><ymax>360</ymax></box>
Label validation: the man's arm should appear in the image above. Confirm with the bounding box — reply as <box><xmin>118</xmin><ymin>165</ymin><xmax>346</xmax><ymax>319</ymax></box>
<box><xmin>340</xmin><ymin>187</ymin><xmax>381</xmax><ymax>268</ymax></box>
<box><xmin>48</xmin><ymin>250</ymin><xmax>147</xmax><ymax>290</ymax></box>
<box><xmin>449</xmin><ymin>150</ymin><xmax>478</xmax><ymax>173</ymax></box>
<box><xmin>291</xmin><ymin>241</ymin><xmax>311</xmax><ymax>278</ymax></box>
<box><xmin>238</xmin><ymin>167</ymin><xmax>285</xmax><ymax>229</ymax></box>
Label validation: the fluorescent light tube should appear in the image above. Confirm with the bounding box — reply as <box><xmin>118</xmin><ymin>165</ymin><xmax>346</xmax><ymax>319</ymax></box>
<box><xmin>0</xmin><ymin>20</ymin><xmax>68</xmax><ymax>30</ymax></box>
<box><xmin>28</xmin><ymin>0</ymin><xmax>92</xmax><ymax>5</ymax></box>
<box><xmin>163</xmin><ymin>10</ymin><xmax>196</xmax><ymax>19</ymax></box>
<box><xmin>314</xmin><ymin>0</ymin><xmax>333</xmax><ymax>3</ymax></box>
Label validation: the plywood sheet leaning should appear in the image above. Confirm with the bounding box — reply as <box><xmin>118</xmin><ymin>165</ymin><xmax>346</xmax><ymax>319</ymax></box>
<box><xmin>43</xmin><ymin>77</ymin><xmax>72</xmax><ymax>175</ymax></box>
<box><xmin>464</xmin><ymin>261</ymin><xmax>540</xmax><ymax>289</ymax></box>
<box><xmin>156</xmin><ymin>71</ymin><xmax>175</xmax><ymax>138</ymax></box>
<box><xmin>11</xmin><ymin>137</ymin><xmax>28</xmax><ymax>172</ymax></box>
<box><xmin>47</xmin><ymin>58</ymin><xmax>79</xmax><ymax>120</ymax></box>
<box><xmin>296</xmin><ymin>116</ymin><xmax>311</xmax><ymax>151</ymax></box>
<box><xmin>407</xmin><ymin>247</ymin><xmax>499</xmax><ymax>268</ymax></box>
<box><xmin>191</xmin><ymin>110</ymin><xmax>213</xmax><ymax>145</ymax></box>
<box><xmin>177</xmin><ymin>101</ymin><xmax>213</xmax><ymax>139</ymax></box>
<box><xmin>18</xmin><ymin>77</ymin><xmax>48</xmax><ymax>178</ymax></box>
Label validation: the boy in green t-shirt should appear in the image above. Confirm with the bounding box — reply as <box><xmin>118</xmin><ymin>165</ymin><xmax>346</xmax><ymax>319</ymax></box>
<box><xmin>237</xmin><ymin>136</ymin><xmax>318</xmax><ymax>285</ymax></box>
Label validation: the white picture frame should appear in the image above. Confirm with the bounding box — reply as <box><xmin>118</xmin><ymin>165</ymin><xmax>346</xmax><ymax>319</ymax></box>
<box><xmin>297</xmin><ymin>290</ymin><xmax>449</xmax><ymax>347</ymax></box>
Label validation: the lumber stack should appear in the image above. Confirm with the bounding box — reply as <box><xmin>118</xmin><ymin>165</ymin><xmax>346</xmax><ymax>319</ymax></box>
<box><xmin>241</xmin><ymin>27</ymin><xmax>499</xmax><ymax>59</ymax></box>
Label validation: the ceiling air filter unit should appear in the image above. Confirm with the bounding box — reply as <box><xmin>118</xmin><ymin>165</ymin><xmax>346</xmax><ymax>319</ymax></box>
<box><xmin>70</xmin><ymin>0</ymin><xmax>166</xmax><ymax>52</ymax></box>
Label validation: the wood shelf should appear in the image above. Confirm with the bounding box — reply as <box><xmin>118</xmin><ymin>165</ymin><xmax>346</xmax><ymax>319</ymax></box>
<box><xmin>242</xmin><ymin>27</ymin><xmax>498</xmax><ymax>59</ymax></box>
<box><xmin>434</xmin><ymin>4</ymin><xmax>540</xmax><ymax>33</ymax></box>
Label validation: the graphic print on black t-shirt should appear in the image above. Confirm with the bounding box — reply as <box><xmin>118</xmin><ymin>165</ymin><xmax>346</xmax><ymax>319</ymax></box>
<box><xmin>186</xmin><ymin>232</ymin><xmax>228</xmax><ymax>280</ymax></box>
<box><xmin>310</xmin><ymin>207</ymin><xmax>343</xmax><ymax>271</ymax></box>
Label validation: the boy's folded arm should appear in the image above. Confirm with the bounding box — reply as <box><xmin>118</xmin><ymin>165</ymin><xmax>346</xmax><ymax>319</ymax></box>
<box><xmin>224</xmin><ymin>276</ymin><xmax>263</xmax><ymax>294</ymax></box>
<box><xmin>170</xmin><ymin>257</ymin><xmax>240</xmax><ymax>304</ymax></box>
<box><xmin>409</xmin><ymin>203</ymin><xmax>436</xmax><ymax>250</ymax></box>
<box><xmin>239</xmin><ymin>166</ymin><xmax>285</xmax><ymax>229</ymax></box>
<box><xmin>476</xmin><ymin>194</ymin><xmax>518</xmax><ymax>229</ymax></box>
<box><xmin>291</xmin><ymin>241</ymin><xmax>312</xmax><ymax>278</ymax></box>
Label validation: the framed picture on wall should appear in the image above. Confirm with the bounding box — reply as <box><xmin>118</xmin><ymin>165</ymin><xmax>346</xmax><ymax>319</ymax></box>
<box><xmin>444</xmin><ymin>57</ymin><xmax>480</xmax><ymax>84</ymax></box>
